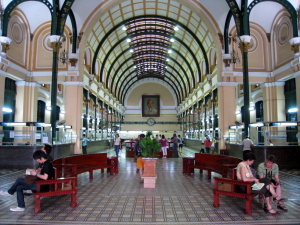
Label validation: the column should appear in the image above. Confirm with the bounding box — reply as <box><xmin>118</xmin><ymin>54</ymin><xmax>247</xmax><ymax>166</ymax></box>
<box><xmin>217</xmin><ymin>82</ymin><xmax>237</xmax><ymax>149</ymax></box>
<box><xmin>15</xmin><ymin>81</ymin><xmax>39</xmax><ymax>144</ymax></box>
<box><xmin>261</xmin><ymin>82</ymin><xmax>285</xmax><ymax>121</ymax></box>
<box><xmin>0</xmin><ymin>70</ymin><xmax>6</xmax><ymax>121</ymax></box>
<box><xmin>64</xmin><ymin>81</ymin><xmax>83</xmax><ymax>154</ymax></box>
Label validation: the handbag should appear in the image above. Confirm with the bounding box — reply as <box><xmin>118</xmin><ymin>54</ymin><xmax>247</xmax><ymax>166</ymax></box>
<box><xmin>24</xmin><ymin>175</ymin><xmax>37</xmax><ymax>185</ymax></box>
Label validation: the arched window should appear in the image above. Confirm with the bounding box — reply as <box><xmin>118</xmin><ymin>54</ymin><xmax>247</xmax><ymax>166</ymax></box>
<box><xmin>37</xmin><ymin>100</ymin><xmax>45</xmax><ymax>122</ymax></box>
<box><xmin>255</xmin><ymin>101</ymin><xmax>263</xmax><ymax>122</ymax></box>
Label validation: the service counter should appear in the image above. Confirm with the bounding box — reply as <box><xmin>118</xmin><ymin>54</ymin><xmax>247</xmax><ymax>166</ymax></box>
<box><xmin>86</xmin><ymin>140</ymin><xmax>110</xmax><ymax>154</ymax></box>
<box><xmin>183</xmin><ymin>139</ymin><xmax>203</xmax><ymax>151</ymax></box>
<box><xmin>0</xmin><ymin>143</ymin><xmax>75</xmax><ymax>170</ymax></box>
<box><xmin>226</xmin><ymin>143</ymin><xmax>300</xmax><ymax>170</ymax></box>
<box><xmin>124</xmin><ymin>140</ymin><xmax>136</xmax><ymax>157</ymax></box>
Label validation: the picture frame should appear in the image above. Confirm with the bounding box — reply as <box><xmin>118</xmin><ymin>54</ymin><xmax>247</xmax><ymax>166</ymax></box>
<box><xmin>142</xmin><ymin>95</ymin><xmax>160</xmax><ymax>117</ymax></box>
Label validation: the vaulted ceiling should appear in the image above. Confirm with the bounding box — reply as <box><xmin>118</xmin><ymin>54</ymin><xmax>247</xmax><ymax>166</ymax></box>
<box><xmin>85</xmin><ymin>0</ymin><xmax>218</xmax><ymax>106</ymax></box>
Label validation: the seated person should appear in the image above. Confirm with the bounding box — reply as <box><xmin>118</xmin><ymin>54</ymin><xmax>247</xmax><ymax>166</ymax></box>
<box><xmin>257</xmin><ymin>155</ymin><xmax>288</xmax><ymax>211</ymax></box>
<box><xmin>236</xmin><ymin>152</ymin><xmax>282</xmax><ymax>214</ymax></box>
<box><xmin>0</xmin><ymin>150</ymin><xmax>53</xmax><ymax>211</ymax></box>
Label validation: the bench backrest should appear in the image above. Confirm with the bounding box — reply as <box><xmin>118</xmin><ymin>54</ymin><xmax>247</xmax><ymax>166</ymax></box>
<box><xmin>62</xmin><ymin>153</ymin><xmax>108</xmax><ymax>165</ymax></box>
<box><xmin>194</xmin><ymin>153</ymin><xmax>241</xmax><ymax>175</ymax></box>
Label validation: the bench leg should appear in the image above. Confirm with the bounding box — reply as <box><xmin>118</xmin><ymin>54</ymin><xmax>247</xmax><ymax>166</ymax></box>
<box><xmin>207</xmin><ymin>170</ymin><xmax>211</xmax><ymax>179</ymax></box>
<box><xmin>71</xmin><ymin>190</ymin><xmax>78</xmax><ymax>208</ymax></box>
<box><xmin>34</xmin><ymin>196</ymin><xmax>42</xmax><ymax>213</ymax></box>
<box><xmin>101</xmin><ymin>168</ymin><xmax>104</xmax><ymax>173</ymax></box>
<box><xmin>245</xmin><ymin>197</ymin><xmax>253</xmax><ymax>214</ymax></box>
<box><xmin>89</xmin><ymin>171</ymin><xmax>93</xmax><ymax>179</ymax></box>
<box><xmin>213</xmin><ymin>192</ymin><xmax>220</xmax><ymax>208</ymax></box>
<box><xmin>110</xmin><ymin>167</ymin><xmax>114</xmax><ymax>175</ymax></box>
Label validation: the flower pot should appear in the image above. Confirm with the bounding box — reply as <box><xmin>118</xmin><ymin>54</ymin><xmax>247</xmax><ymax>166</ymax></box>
<box><xmin>141</xmin><ymin>158</ymin><xmax>158</xmax><ymax>188</ymax></box>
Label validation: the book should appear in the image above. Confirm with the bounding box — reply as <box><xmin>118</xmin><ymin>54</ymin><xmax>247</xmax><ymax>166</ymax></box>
<box><xmin>251</xmin><ymin>183</ymin><xmax>264</xmax><ymax>190</ymax></box>
<box><xmin>25</xmin><ymin>168</ymin><xmax>35</xmax><ymax>175</ymax></box>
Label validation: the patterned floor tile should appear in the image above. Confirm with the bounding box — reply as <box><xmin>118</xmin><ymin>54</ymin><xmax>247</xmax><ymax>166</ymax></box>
<box><xmin>0</xmin><ymin>148</ymin><xmax>300</xmax><ymax>224</ymax></box>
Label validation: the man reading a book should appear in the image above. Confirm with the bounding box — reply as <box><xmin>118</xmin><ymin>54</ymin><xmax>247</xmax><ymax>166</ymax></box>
<box><xmin>0</xmin><ymin>150</ymin><xmax>53</xmax><ymax>212</ymax></box>
<box><xmin>257</xmin><ymin>155</ymin><xmax>288</xmax><ymax>211</ymax></box>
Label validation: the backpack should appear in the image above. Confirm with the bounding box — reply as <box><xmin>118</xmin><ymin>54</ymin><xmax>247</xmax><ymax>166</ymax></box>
<box><xmin>134</xmin><ymin>140</ymin><xmax>143</xmax><ymax>156</ymax></box>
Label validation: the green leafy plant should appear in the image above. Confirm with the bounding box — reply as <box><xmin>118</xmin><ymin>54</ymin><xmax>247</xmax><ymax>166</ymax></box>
<box><xmin>139</xmin><ymin>131</ymin><xmax>161</xmax><ymax>158</ymax></box>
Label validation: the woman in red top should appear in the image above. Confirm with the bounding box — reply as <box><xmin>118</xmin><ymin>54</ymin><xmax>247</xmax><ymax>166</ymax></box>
<box><xmin>159</xmin><ymin>135</ymin><xmax>168</xmax><ymax>158</ymax></box>
<box><xmin>204</xmin><ymin>137</ymin><xmax>211</xmax><ymax>153</ymax></box>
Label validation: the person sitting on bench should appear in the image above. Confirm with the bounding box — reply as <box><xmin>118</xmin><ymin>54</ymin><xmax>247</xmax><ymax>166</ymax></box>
<box><xmin>236</xmin><ymin>152</ymin><xmax>282</xmax><ymax>214</ymax></box>
<box><xmin>0</xmin><ymin>150</ymin><xmax>53</xmax><ymax>212</ymax></box>
<box><xmin>257</xmin><ymin>155</ymin><xmax>288</xmax><ymax>211</ymax></box>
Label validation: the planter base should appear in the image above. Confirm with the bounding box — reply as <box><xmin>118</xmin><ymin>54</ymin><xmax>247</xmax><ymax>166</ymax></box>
<box><xmin>142</xmin><ymin>176</ymin><xmax>157</xmax><ymax>188</ymax></box>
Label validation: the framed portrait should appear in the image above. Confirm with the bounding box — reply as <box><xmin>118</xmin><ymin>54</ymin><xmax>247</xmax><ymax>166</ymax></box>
<box><xmin>142</xmin><ymin>95</ymin><xmax>160</xmax><ymax>117</ymax></box>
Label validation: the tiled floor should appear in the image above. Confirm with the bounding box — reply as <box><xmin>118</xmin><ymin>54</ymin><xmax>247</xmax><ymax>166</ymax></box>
<box><xmin>0</xmin><ymin>148</ymin><xmax>300</xmax><ymax>225</ymax></box>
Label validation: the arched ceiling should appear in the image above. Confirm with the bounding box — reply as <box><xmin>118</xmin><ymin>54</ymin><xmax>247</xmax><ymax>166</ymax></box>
<box><xmin>85</xmin><ymin>0</ymin><xmax>217</xmax><ymax>106</ymax></box>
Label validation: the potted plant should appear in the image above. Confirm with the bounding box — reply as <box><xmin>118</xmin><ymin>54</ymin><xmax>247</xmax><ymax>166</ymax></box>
<box><xmin>139</xmin><ymin>131</ymin><xmax>161</xmax><ymax>188</ymax></box>
<box><xmin>139</xmin><ymin>131</ymin><xmax>161</xmax><ymax>158</ymax></box>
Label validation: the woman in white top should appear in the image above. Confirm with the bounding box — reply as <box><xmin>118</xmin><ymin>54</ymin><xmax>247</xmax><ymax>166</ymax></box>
<box><xmin>113</xmin><ymin>134</ymin><xmax>121</xmax><ymax>157</ymax></box>
<box><xmin>237</xmin><ymin>152</ymin><xmax>282</xmax><ymax>214</ymax></box>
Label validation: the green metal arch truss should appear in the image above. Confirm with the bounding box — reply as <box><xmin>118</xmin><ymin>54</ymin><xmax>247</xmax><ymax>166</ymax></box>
<box><xmin>92</xmin><ymin>15</ymin><xmax>209</xmax><ymax>81</ymax></box>
<box><xmin>108</xmin><ymin>43</ymin><xmax>194</xmax><ymax>95</ymax></box>
<box><xmin>100</xmin><ymin>37</ymin><xmax>191</xmax><ymax>96</ymax></box>
<box><xmin>121</xmin><ymin>76</ymin><xmax>179</xmax><ymax>105</ymax></box>
<box><xmin>117</xmin><ymin>65</ymin><xmax>184</xmax><ymax>102</ymax></box>
<box><xmin>247</xmin><ymin>0</ymin><xmax>298</xmax><ymax>37</ymax></box>
<box><xmin>2</xmin><ymin>0</ymin><xmax>53</xmax><ymax>36</ymax></box>
<box><xmin>111</xmin><ymin>53</ymin><xmax>189</xmax><ymax>100</ymax></box>
<box><xmin>225</xmin><ymin>0</ymin><xmax>242</xmax><ymax>36</ymax></box>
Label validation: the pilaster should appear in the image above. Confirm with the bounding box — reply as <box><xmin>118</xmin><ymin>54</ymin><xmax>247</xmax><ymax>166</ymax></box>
<box><xmin>261</xmin><ymin>82</ymin><xmax>285</xmax><ymax>121</ymax></box>
<box><xmin>64</xmin><ymin>81</ymin><xmax>83</xmax><ymax>154</ymax></box>
<box><xmin>217</xmin><ymin>82</ymin><xmax>237</xmax><ymax>149</ymax></box>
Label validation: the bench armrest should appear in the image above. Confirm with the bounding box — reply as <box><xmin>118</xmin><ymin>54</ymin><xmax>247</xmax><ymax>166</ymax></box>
<box><xmin>35</xmin><ymin>177</ymin><xmax>76</xmax><ymax>192</ymax></box>
<box><xmin>214</xmin><ymin>177</ymin><xmax>253</xmax><ymax>194</ymax></box>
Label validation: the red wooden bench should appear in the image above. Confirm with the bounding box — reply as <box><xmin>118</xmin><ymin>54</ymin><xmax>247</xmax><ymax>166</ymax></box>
<box><xmin>187</xmin><ymin>153</ymin><xmax>241</xmax><ymax>179</ymax></box>
<box><xmin>52</xmin><ymin>153</ymin><xmax>116</xmax><ymax>183</ymax></box>
<box><xmin>213</xmin><ymin>169</ymin><xmax>258</xmax><ymax>214</ymax></box>
<box><xmin>32</xmin><ymin>168</ymin><xmax>77</xmax><ymax>213</ymax></box>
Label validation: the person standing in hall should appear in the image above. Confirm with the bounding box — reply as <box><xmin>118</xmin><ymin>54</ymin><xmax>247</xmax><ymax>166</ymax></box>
<box><xmin>135</xmin><ymin>134</ymin><xmax>145</xmax><ymax>182</ymax></box>
<box><xmin>159</xmin><ymin>135</ymin><xmax>168</xmax><ymax>158</ymax></box>
<box><xmin>204</xmin><ymin>137</ymin><xmax>211</xmax><ymax>153</ymax></box>
<box><xmin>172</xmin><ymin>134</ymin><xmax>179</xmax><ymax>158</ymax></box>
<box><xmin>178</xmin><ymin>135</ymin><xmax>183</xmax><ymax>155</ymax></box>
<box><xmin>82</xmin><ymin>134</ymin><xmax>88</xmax><ymax>154</ymax></box>
<box><xmin>113</xmin><ymin>133</ymin><xmax>121</xmax><ymax>157</ymax></box>
<box><xmin>242</xmin><ymin>136</ymin><xmax>253</xmax><ymax>159</ymax></box>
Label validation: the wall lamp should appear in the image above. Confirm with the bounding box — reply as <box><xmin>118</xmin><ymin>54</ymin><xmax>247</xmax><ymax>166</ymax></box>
<box><xmin>3</xmin><ymin>107</ymin><xmax>12</xmax><ymax>113</ymax></box>
<box><xmin>249</xmin><ymin>106</ymin><xmax>255</xmax><ymax>111</ymax></box>
<box><xmin>288</xmin><ymin>108</ymin><xmax>298</xmax><ymax>113</ymax></box>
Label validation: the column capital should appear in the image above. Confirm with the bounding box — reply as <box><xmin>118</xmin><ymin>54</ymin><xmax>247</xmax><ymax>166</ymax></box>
<box><xmin>0</xmin><ymin>36</ymin><xmax>12</xmax><ymax>53</ymax></box>
<box><xmin>239</xmin><ymin>35</ymin><xmax>252</xmax><ymax>52</ymax></box>
<box><xmin>69</xmin><ymin>53</ymin><xmax>78</xmax><ymax>67</ymax></box>
<box><xmin>290</xmin><ymin>37</ymin><xmax>300</xmax><ymax>53</ymax></box>
<box><xmin>223</xmin><ymin>53</ymin><xmax>231</xmax><ymax>67</ymax></box>
<box><xmin>48</xmin><ymin>35</ymin><xmax>62</xmax><ymax>51</ymax></box>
